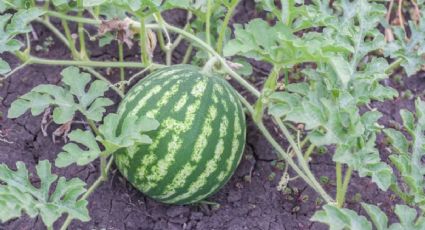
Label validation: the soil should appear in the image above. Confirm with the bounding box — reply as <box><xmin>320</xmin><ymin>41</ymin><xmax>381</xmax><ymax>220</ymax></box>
<box><xmin>1</xmin><ymin>1</ymin><xmax>425</xmax><ymax>229</ymax></box>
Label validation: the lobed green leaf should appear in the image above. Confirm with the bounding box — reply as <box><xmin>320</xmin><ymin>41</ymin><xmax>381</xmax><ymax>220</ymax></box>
<box><xmin>311</xmin><ymin>204</ymin><xmax>372</xmax><ymax>230</ymax></box>
<box><xmin>8</xmin><ymin>66</ymin><xmax>113</xmax><ymax>124</ymax></box>
<box><xmin>0</xmin><ymin>160</ymin><xmax>89</xmax><ymax>228</ymax></box>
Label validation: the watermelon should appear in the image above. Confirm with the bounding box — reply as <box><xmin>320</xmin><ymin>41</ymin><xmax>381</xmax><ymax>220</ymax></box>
<box><xmin>114</xmin><ymin>65</ymin><xmax>246</xmax><ymax>204</ymax></box>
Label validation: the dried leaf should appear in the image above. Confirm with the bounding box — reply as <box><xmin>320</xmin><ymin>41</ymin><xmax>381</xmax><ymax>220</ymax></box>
<box><xmin>41</xmin><ymin>107</ymin><xmax>52</xmax><ymax>137</ymax></box>
<box><xmin>99</xmin><ymin>18</ymin><xmax>134</xmax><ymax>48</ymax></box>
<box><xmin>52</xmin><ymin>120</ymin><xmax>73</xmax><ymax>143</ymax></box>
<box><xmin>147</xmin><ymin>29</ymin><xmax>157</xmax><ymax>57</ymax></box>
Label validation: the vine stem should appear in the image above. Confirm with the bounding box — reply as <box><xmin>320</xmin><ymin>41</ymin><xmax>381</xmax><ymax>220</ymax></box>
<box><xmin>139</xmin><ymin>16</ymin><xmax>151</xmax><ymax>66</ymax></box>
<box><xmin>34</xmin><ymin>18</ymin><xmax>70</xmax><ymax>48</ymax></box>
<box><xmin>336</xmin><ymin>162</ymin><xmax>343</xmax><ymax>206</ymax></box>
<box><xmin>154</xmin><ymin>23</ymin><xmax>261</xmax><ymax>97</ymax></box>
<box><xmin>166</xmin><ymin>13</ymin><xmax>192</xmax><ymax>65</ymax></box>
<box><xmin>33</xmin><ymin>18</ymin><xmax>128</xmax><ymax>98</ymax></box>
<box><xmin>77</xmin><ymin>0</ymin><xmax>88</xmax><ymax>59</ymax></box>
<box><xmin>44</xmin><ymin>11</ymin><xmax>404</xmax><ymax>77</ymax></box>
<box><xmin>237</xmin><ymin>93</ymin><xmax>334</xmax><ymax>203</ymax></box>
<box><xmin>41</xmin><ymin>10</ymin><xmax>260</xmax><ymax>96</ymax></box>
<box><xmin>206</xmin><ymin>0</ymin><xmax>212</xmax><ymax>46</ymax></box>
<box><xmin>182</xmin><ymin>44</ymin><xmax>193</xmax><ymax>64</ymax></box>
<box><xmin>26</xmin><ymin>56</ymin><xmax>163</xmax><ymax>69</ymax></box>
<box><xmin>87</xmin><ymin>119</ymin><xmax>100</xmax><ymax>136</ymax></box>
<box><xmin>60</xmin><ymin>156</ymin><xmax>114</xmax><ymax>230</ymax></box>
<box><xmin>336</xmin><ymin>164</ymin><xmax>353</xmax><ymax>207</ymax></box>
<box><xmin>274</xmin><ymin>118</ymin><xmax>333</xmax><ymax>203</ymax></box>
<box><xmin>61</xmin><ymin>19</ymin><xmax>79</xmax><ymax>58</ymax></box>
<box><xmin>216</xmin><ymin>0</ymin><xmax>240</xmax><ymax>54</ymax></box>
<box><xmin>118</xmin><ymin>42</ymin><xmax>125</xmax><ymax>92</ymax></box>
<box><xmin>340</xmin><ymin>167</ymin><xmax>353</xmax><ymax>206</ymax></box>
<box><xmin>83</xmin><ymin>67</ymin><xmax>124</xmax><ymax>98</ymax></box>
<box><xmin>303</xmin><ymin>144</ymin><xmax>315</xmax><ymax>161</ymax></box>
<box><xmin>2</xmin><ymin>60</ymin><xmax>29</xmax><ymax>80</ymax></box>
<box><xmin>385</xmin><ymin>58</ymin><xmax>403</xmax><ymax>74</ymax></box>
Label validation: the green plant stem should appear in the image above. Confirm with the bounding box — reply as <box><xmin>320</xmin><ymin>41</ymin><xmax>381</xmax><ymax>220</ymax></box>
<box><xmin>100</xmin><ymin>157</ymin><xmax>107</xmax><ymax>178</ymax></box>
<box><xmin>182</xmin><ymin>44</ymin><xmax>193</xmax><ymax>64</ymax></box>
<box><xmin>336</xmin><ymin>162</ymin><xmax>343</xmax><ymax>206</ymax></box>
<box><xmin>44</xmin><ymin>10</ymin><xmax>405</xmax><ymax>96</ymax></box>
<box><xmin>118</xmin><ymin>42</ymin><xmax>125</xmax><ymax>92</ymax></box>
<box><xmin>156</xmin><ymin>30</ymin><xmax>166</xmax><ymax>51</ymax></box>
<box><xmin>153</xmin><ymin>13</ymin><xmax>171</xmax><ymax>46</ymax></box>
<box><xmin>165</xmin><ymin>48</ymin><xmax>172</xmax><ymax>66</ymax></box>
<box><xmin>25</xmin><ymin>33</ymin><xmax>31</xmax><ymax>53</ymax></box>
<box><xmin>33</xmin><ymin>18</ymin><xmax>126</xmax><ymax>98</ymax></box>
<box><xmin>237</xmin><ymin>93</ymin><xmax>333</xmax><ymax>203</ymax></box>
<box><xmin>216</xmin><ymin>0</ymin><xmax>239</xmax><ymax>54</ymax></box>
<box><xmin>83</xmin><ymin>67</ymin><xmax>124</xmax><ymax>98</ymax></box>
<box><xmin>60</xmin><ymin>156</ymin><xmax>114</xmax><ymax>230</ymax></box>
<box><xmin>2</xmin><ymin>60</ymin><xmax>29</xmax><ymax>79</ymax></box>
<box><xmin>167</xmin><ymin>23</ymin><xmax>190</xmax><ymax>65</ymax></box>
<box><xmin>61</xmin><ymin>19</ymin><xmax>79</xmax><ymax>58</ymax></box>
<box><xmin>27</xmin><ymin>56</ymin><xmax>163</xmax><ymax>69</ymax></box>
<box><xmin>206</xmin><ymin>0</ymin><xmax>213</xmax><ymax>46</ymax></box>
<box><xmin>150</xmin><ymin>23</ymin><xmax>260</xmax><ymax>97</ymax></box>
<box><xmin>303</xmin><ymin>144</ymin><xmax>315</xmax><ymax>161</ymax></box>
<box><xmin>274</xmin><ymin>118</ymin><xmax>332</xmax><ymax>202</ymax></box>
<box><xmin>390</xmin><ymin>183</ymin><xmax>412</xmax><ymax>204</ymax></box>
<box><xmin>77</xmin><ymin>0</ymin><xmax>87</xmax><ymax>59</ymax></box>
<box><xmin>139</xmin><ymin>17</ymin><xmax>150</xmax><ymax>65</ymax></box>
<box><xmin>340</xmin><ymin>167</ymin><xmax>353</xmax><ymax>206</ymax></box>
<box><xmin>94</xmin><ymin>6</ymin><xmax>100</xmax><ymax>19</ymax></box>
<box><xmin>35</xmin><ymin>18</ymin><xmax>70</xmax><ymax>48</ymax></box>
<box><xmin>47</xmin><ymin>11</ymin><xmax>99</xmax><ymax>25</ymax></box>
<box><xmin>336</xmin><ymin>164</ymin><xmax>353</xmax><ymax>207</ymax></box>
<box><xmin>87</xmin><ymin>119</ymin><xmax>100</xmax><ymax>136</ymax></box>
<box><xmin>385</xmin><ymin>58</ymin><xmax>403</xmax><ymax>74</ymax></box>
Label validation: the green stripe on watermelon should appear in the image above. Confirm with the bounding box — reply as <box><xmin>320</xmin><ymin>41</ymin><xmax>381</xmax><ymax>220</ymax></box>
<box><xmin>115</xmin><ymin>64</ymin><xmax>246</xmax><ymax>204</ymax></box>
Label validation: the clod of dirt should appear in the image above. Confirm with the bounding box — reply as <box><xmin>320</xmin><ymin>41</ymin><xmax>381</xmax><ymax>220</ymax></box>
<box><xmin>166</xmin><ymin>206</ymin><xmax>190</xmax><ymax>218</ymax></box>
<box><xmin>227</xmin><ymin>190</ymin><xmax>242</xmax><ymax>203</ymax></box>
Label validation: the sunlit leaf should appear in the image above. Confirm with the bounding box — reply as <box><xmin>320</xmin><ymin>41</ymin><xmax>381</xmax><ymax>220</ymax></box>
<box><xmin>311</xmin><ymin>204</ymin><xmax>372</xmax><ymax>230</ymax></box>
<box><xmin>55</xmin><ymin>130</ymin><xmax>101</xmax><ymax>167</ymax></box>
<box><xmin>8</xmin><ymin>66</ymin><xmax>113</xmax><ymax>124</ymax></box>
<box><xmin>0</xmin><ymin>160</ymin><xmax>89</xmax><ymax>228</ymax></box>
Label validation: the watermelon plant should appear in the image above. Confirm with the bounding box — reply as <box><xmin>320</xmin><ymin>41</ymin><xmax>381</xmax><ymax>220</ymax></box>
<box><xmin>0</xmin><ymin>0</ymin><xmax>424</xmax><ymax>229</ymax></box>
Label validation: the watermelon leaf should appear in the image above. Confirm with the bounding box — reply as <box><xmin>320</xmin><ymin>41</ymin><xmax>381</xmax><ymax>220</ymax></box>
<box><xmin>0</xmin><ymin>8</ymin><xmax>45</xmax><ymax>53</ymax></box>
<box><xmin>55</xmin><ymin>130</ymin><xmax>101</xmax><ymax>168</ymax></box>
<box><xmin>269</xmin><ymin>67</ymin><xmax>394</xmax><ymax>191</ymax></box>
<box><xmin>8</xmin><ymin>66</ymin><xmax>113</xmax><ymax>124</ymax></box>
<box><xmin>361</xmin><ymin>203</ymin><xmax>425</xmax><ymax>230</ymax></box>
<box><xmin>312</xmin><ymin>203</ymin><xmax>425</xmax><ymax>230</ymax></box>
<box><xmin>0</xmin><ymin>160</ymin><xmax>90</xmax><ymax>228</ymax></box>
<box><xmin>384</xmin><ymin>17</ymin><xmax>425</xmax><ymax>76</ymax></box>
<box><xmin>55</xmin><ymin>113</ymin><xmax>159</xmax><ymax>167</ymax></box>
<box><xmin>311</xmin><ymin>204</ymin><xmax>372</xmax><ymax>230</ymax></box>
<box><xmin>0</xmin><ymin>58</ymin><xmax>11</xmax><ymax>75</ymax></box>
<box><xmin>384</xmin><ymin>99</ymin><xmax>425</xmax><ymax>209</ymax></box>
<box><xmin>360</xmin><ymin>203</ymin><xmax>388</xmax><ymax>230</ymax></box>
<box><xmin>223</xmin><ymin>18</ymin><xmax>348</xmax><ymax>68</ymax></box>
<box><xmin>97</xmin><ymin>113</ymin><xmax>159</xmax><ymax>152</ymax></box>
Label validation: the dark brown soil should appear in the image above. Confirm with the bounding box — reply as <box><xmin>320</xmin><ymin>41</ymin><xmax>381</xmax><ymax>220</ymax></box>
<box><xmin>1</xmin><ymin>1</ymin><xmax>425</xmax><ymax>229</ymax></box>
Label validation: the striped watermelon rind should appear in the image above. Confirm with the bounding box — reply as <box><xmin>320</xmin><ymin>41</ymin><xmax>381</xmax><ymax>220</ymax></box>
<box><xmin>114</xmin><ymin>65</ymin><xmax>246</xmax><ymax>204</ymax></box>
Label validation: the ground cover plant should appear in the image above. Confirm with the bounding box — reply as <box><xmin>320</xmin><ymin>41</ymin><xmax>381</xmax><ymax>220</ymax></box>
<box><xmin>0</xmin><ymin>0</ymin><xmax>425</xmax><ymax>229</ymax></box>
